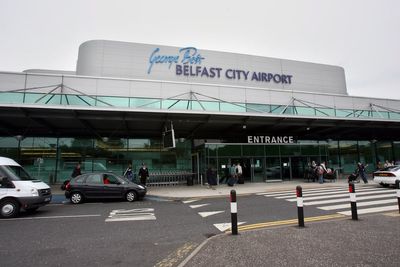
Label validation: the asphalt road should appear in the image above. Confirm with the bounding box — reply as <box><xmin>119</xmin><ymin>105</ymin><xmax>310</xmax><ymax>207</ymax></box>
<box><xmin>0</xmin><ymin>185</ymin><xmax>398</xmax><ymax>267</ymax></box>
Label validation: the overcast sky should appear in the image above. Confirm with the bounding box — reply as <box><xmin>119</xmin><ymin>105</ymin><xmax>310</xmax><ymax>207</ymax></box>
<box><xmin>1</xmin><ymin>0</ymin><xmax>399</xmax><ymax>99</ymax></box>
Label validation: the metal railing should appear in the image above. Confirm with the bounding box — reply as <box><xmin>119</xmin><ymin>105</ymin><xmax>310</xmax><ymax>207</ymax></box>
<box><xmin>145</xmin><ymin>171</ymin><xmax>197</xmax><ymax>187</ymax></box>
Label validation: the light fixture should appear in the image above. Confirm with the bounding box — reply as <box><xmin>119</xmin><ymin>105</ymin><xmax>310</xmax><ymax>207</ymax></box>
<box><xmin>242</xmin><ymin>125</ymin><xmax>247</xmax><ymax>129</ymax></box>
<box><xmin>306</xmin><ymin>127</ymin><xmax>310</xmax><ymax>131</ymax></box>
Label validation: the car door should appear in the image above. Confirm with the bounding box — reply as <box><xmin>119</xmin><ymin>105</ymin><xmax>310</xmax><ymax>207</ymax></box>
<box><xmin>102</xmin><ymin>174</ymin><xmax>124</xmax><ymax>199</ymax></box>
<box><xmin>84</xmin><ymin>174</ymin><xmax>104</xmax><ymax>198</ymax></box>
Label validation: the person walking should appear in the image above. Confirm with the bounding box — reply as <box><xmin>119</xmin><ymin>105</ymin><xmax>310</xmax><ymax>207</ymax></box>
<box><xmin>206</xmin><ymin>165</ymin><xmax>217</xmax><ymax>190</ymax></box>
<box><xmin>316</xmin><ymin>162</ymin><xmax>325</xmax><ymax>184</ymax></box>
<box><xmin>357</xmin><ymin>162</ymin><xmax>368</xmax><ymax>184</ymax></box>
<box><xmin>236</xmin><ymin>163</ymin><xmax>244</xmax><ymax>184</ymax></box>
<box><xmin>71</xmin><ymin>162</ymin><xmax>82</xmax><ymax>178</ymax></box>
<box><xmin>123</xmin><ymin>163</ymin><xmax>133</xmax><ymax>182</ymax></box>
<box><xmin>138</xmin><ymin>163</ymin><xmax>149</xmax><ymax>186</ymax></box>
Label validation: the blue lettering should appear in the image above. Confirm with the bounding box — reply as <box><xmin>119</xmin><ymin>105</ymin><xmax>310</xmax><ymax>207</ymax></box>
<box><xmin>148</xmin><ymin>48</ymin><xmax>179</xmax><ymax>74</ymax></box>
<box><xmin>180</xmin><ymin>47</ymin><xmax>205</xmax><ymax>65</ymax></box>
<box><xmin>176</xmin><ymin>65</ymin><xmax>182</xmax><ymax>75</ymax></box>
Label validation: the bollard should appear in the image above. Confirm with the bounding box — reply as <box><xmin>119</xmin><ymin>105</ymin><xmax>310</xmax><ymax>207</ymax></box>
<box><xmin>296</xmin><ymin>186</ymin><xmax>305</xmax><ymax>227</ymax></box>
<box><xmin>349</xmin><ymin>182</ymin><xmax>358</xmax><ymax>220</ymax></box>
<box><xmin>396</xmin><ymin>180</ymin><xmax>400</xmax><ymax>214</ymax></box>
<box><xmin>230</xmin><ymin>190</ymin><xmax>238</xmax><ymax>235</ymax></box>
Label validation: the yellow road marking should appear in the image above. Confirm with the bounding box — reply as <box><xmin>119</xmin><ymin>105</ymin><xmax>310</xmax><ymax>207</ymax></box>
<box><xmin>226</xmin><ymin>214</ymin><xmax>346</xmax><ymax>233</ymax></box>
<box><xmin>155</xmin><ymin>242</ymin><xmax>198</xmax><ymax>267</ymax></box>
<box><xmin>384</xmin><ymin>212</ymin><xmax>400</xmax><ymax>217</ymax></box>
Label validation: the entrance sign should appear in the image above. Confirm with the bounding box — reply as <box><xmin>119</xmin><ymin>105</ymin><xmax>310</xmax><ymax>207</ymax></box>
<box><xmin>247</xmin><ymin>136</ymin><xmax>294</xmax><ymax>144</ymax></box>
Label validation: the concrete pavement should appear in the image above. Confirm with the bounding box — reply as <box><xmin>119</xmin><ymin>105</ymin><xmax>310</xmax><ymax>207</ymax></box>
<box><xmin>181</xmin><ymin>212</ymin><xmax>400</xmax><ymax>267</ymax></box>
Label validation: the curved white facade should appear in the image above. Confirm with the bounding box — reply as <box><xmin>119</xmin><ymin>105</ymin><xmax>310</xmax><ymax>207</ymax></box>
<box><xmin>76</xmin><ymin>40</ymin><xmax>347</xmax><ymax>95</ymax></box>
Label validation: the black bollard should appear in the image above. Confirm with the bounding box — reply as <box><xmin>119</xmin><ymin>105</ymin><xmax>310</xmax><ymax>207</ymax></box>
<box><xmin>396</xmin><ymin>180</ymin><xmax>400</xmax><ymax>214</ymax></box>
<box><xmin>349</xmin><ymin>182</ymin><xmax>358</xmax><ymax>220</ymax></box>
<box><xmin>296</xmin><ymin>186</ymin><xmax>305</xmax><ymax>227</ymax></box>
<box><xmin>230</xmin><ymin>189</ymin><xmax>238</xmax><ymax>235</ymax></box>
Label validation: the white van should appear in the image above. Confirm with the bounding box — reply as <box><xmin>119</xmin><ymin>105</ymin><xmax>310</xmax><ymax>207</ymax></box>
<box><xmin>0</xmin><ymin>157</ymin><xmax>52</xmax><ymax>218</ymax></box>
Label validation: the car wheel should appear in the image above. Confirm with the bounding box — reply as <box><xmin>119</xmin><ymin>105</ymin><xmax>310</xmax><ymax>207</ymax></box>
<box><xmin>126</xmin><ymin>191</ymin><xmax>137</xmax><ymax>202</ymax></box>
<box><xmin>0</xmin><ymin>199</ymin><xmax>20</xmax><ymax>218</ymax></box>
<box><xmin>70</xmin><ymin>192</ymin><xmax>84</xmax><ymax>204</ymax></box>
<box><xmin>380</xmin><ymin>183</ymin><xmax>390</xmax><ymax>187</ymax></box>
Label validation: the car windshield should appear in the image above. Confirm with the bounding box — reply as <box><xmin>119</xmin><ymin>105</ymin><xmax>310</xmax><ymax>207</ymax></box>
<box><xmin>117</xmin><ymin>176</ymin><xmax>130</xmax><ymax>185</ymax></box>
<box><xmin>0</xmin><ymin>165</ymin><xmax>35</xmax><ymax>181</ymax></box>
<box><xmin>381</xmin><ymin>166</ymin><xmax>400</xmax><ymax>172</ymax></box>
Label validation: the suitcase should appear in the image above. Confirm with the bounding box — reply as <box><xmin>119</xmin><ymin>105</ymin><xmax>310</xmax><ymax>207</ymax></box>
<box><xmin>227</xmin><ymin>177</ymin><xmax>235</xmax><ymax>186</ymax></box>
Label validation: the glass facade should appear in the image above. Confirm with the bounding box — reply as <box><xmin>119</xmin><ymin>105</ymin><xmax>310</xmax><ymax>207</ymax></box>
<box><xmin>0</xmin><ymin>136</ymin><xmax>192</xmax><ymax>184</ymax></box>
<box><xmin>201</xmin><ymin>140</ymin><xmax>398</xmax><ymax>183</ymax></box>
<box><xmin>1</xmin><ymin>91</ymin><xmax>400</xmax><ymax>121</ymax></box>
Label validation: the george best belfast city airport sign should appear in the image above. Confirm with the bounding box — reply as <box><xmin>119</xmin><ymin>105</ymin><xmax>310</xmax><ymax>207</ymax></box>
<box><xmin>147</xmin><ymin>47</ymin><xmax>293</xmax><ymax>85</ymax></box>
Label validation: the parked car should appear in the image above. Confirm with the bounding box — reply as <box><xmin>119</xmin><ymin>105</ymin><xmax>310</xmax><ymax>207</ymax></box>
<box><xmin>373</xmin><ymin>165</ymin><xmax>400</xmax><ymax>187</ymax></box>
<box><xmin>64</xmin><ymin>172</ymin><xmax>146</xmax><ymax>204</ymax></box>
<box><xmin>0</xmin><ymin>157</ymin><xmax>52</xmax><ymax>218</ymax></box>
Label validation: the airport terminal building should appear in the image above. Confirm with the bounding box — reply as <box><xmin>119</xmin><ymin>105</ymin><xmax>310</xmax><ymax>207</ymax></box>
<box><xmin>0</xmin><ymin>40</ymin><xmax>399</xmax><ymax>184</ymax></box>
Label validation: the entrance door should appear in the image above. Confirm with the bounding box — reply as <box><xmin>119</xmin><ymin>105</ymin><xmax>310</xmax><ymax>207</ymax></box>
<box><xmin>191</xmin><ymin>153</ymin><xmax>199</xmax><ymax>184</ymax></box>
<box><xmin>280</xmin><ymin>157</ymin><xmax>307</xmax><ymax>180</ymax></box>
<box><xmin>251</xmin><ymin>158</ymin><xmax>265</xmax><ymax>182</ymax></box>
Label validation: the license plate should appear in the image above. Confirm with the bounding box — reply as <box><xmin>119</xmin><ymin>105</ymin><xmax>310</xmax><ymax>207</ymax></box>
<box><xmin>45</xmin><ymin>197</ymin><xmax>51</xmax><ymax>202</ymax></box>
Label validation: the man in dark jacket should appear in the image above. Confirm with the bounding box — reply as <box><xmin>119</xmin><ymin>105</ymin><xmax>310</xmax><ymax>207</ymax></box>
<box><xmin>71</xmin><ymin>162</ymin><xmax>82</xmax><ymax>178</ymax></box>
<box><xmin>138</xmin><ymin>163</ymin><xmax>149</xmax><ymax>186</ymax></box>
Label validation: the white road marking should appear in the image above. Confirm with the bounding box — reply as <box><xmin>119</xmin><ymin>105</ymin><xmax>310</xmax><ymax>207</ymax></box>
<box><xmin>276</xmin><ymin>187</ymin><xmax>388</xmax><ymax>199</ymax></box>
<box><xmin>319</xmin><ymin>199</ymin><xmax>398</xmax><ymax>210</ymax></box>
<box><xmin>257</xmin><ymin>186</ymin><xmax>347</xmax><ymax>196</ymax></box>
<box><xmin>286</xmin><ymin>189</ymin><xmax>393</xmax><ymax>202</ymax></box>
<box><xmin>0</xmin><ymin>214</ymin><xmax>101</xmax><ymax>221</ymax></box>
<box><xmin>106</xmin><ymin>208</ymin><xmax>156</xmax><ymax>222</ymax></box>
<box><xmin>189</xmin><ymin>204</ymin><xmax>210</xmax><ymax>209</ymax></box>
<box><xmin>182</xmin><ymin>199</ymin><xmax>200</xmax><ymax>204</ymax></box>
<box><xmin>338</xmin><ymin>205</ymin><xmax>399</xmax><ymax>215</ymax></box>
<box><xmin>213</xmin><ymin>222</ymin><xmax>246</xmax><ymax>232</ymax></box>
<box><xmin>198</xmin><ymin>211</ymin><xmax>225</xmax><ymax>218</ymax></box>
<box><xmin>304</xmin><ymin>193</ymin><xmax>396</xmax><ymax>206</ymax></box>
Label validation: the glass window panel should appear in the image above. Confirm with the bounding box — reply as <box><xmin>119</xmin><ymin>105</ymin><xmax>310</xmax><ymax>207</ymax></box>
<box><xmin>280</xmin><ymin>144</ymin><xmax>301</xmax><ymax>156</ymax></box>
<box><xmin>217</xmin><ymin>145</ymin><xmax>241</xmax><ymax>157</ymax></box>
<box><xmin>242</xmin><ymin>145</ymin><xmax>264</xmax><ymax>156</ymax></box>
<box><xmin>220</xmin><ymin>103</ymin><xmax>246</xmax><ymax>113</ymax></box>
<box><xmin>372</xmin><ymin>111</ymin><xmax>389</xmax><ymax>119</ymax></box>
<box><xmin>376</xmin><ymin>141</ymin><xmax>393</xmax><ymax>163</ymax></box>
<box><xmin>162</xmin><ymin>99</ymin><xmax>189</xmax><ymax>110</ymax></box>
<box><xmin>200</xmin><ymin>101</ymin><xmax>220</xmax><ymax>112</ymax></box>
<box><xmin>24</xmin><ymin>93</ymin><xmax>46</xmax><ymax>104</ymax></box>
<box><xmin>270</xmin><ymin>105</ymin><xmax>284</xmax><ymax>114</ymax></box>
<box><xmin>96</xmin><ymin>96</ymin><xmax>129</xmax><ymax>107</ymax></box>
<box><xmin>353</xmin><ymin>110</ymin><xmax>370</xmax><ymax>118</ymax></box>
<box><xmin>316</xmin><ymin>108</ymin><xmax>335</xmax><ymax>117</ymax></box>
<box><xmin>206</xmin><ymin>144</ymin><xmax>218</xmax><ymax>157</ymax></box>
<box><xmin>393</xmin><ymin>141</ymin><xmax>400</xmax><ymax>165</ymax></box>
<box><xmin>300</xmin><ymin>144</ymin><xmax>319</xmax><ymax>155</ymax></box>
<box><xmin>335</xmin><ymin>109</ymin><xmax>354</xmax><ymax>117</ymax></box>
<box><xmin>131</xmin><ymin>98</ymin><xmax>160</xmax><ymax>109</ymax></box>
<box><xmin>283</xmin><ymin>106</ymin><xmax>294</xmax><ymax>114</ymax></box>
<box><xmin>295</xmin><ymin>106</ymin><xmax>315</xmax><ymax>116</ymax></box>
<box><xmin>389</xmin><ymin>112</ymin><xmax>400</xmax><ymax>120</ymax></box>
<box><xmin>62</xmin><ymin>95</ymin><xmax>96</xmax><ymax>106</ymax></box>
<box><xmin>246</xmin><ymin>104</ymin><xmax>270</xmax><ymax>113</ymax></box>
<box><xmin>358</xmin><ymin>141</ymin><xmax>375</xmax><ymax>173</ymax></box>
<box><xmin>265</xmin><ymin>145</ymin><xmax>280</xmax><ymax>156</ymax></box>
<box><xmin>0</xmin><ymin>92</ymin><xmax>24</xmax><ymax>104</ymax></box>
<box><xmin>339</xmin><ymin>141</ymin><xmax>358</xmax><ymax>174</ymax></box>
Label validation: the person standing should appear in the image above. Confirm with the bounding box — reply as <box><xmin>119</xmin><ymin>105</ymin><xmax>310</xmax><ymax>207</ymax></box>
<box><xmin>206</xmin><ymin>166</ymin><xmax>217</xmax><ymax>190</ymax></box>
<box><xmin>357</xmin><ymin>162</ymin><xmax>368</xmax><ymax>184</ymax></box>
<box><xmin>71</xmin><ymin>162</ymin><xmax>82</xmax><ymax>178</ymax></box>
<box><xmin>123</xmin><ymin>163</ymin><xmax>133</xmax><ymax>182</ymax></box>
<box><xmin>138</xmin><ymin>163</ymin><xmax>149</xmax><ymax>186</ymax></box>
<box><xmin>236</xmin><ymin>163</ymin><xmax>244</xmax><ymax>184</ymax></box>
<box><xmin>228</xmin><ymin>163</ymin><xmax>237</xmax><ymax>186</ymax></box>
<box><xmin>316</xmin><ymin>162</ymin><xmax>325</xmax><ymax>184</ymax></box>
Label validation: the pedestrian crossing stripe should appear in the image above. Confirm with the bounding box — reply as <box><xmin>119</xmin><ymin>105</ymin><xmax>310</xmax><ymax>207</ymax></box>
<box><xmin>276</xmin><ymin>187</ymin><xmax>389</xmax><ymax>199</ymax></box>
<box><xmin>305</xmin><ymin>192</ymin><xmax>396</xmax><ymax>206</ymax></box>
<box><xmin>198</xmin><ymin>211</ymin><xmax>225</xmax><ymax>218</ymax></box>
<box><xmin>319</xmin><ymin>199</ymin><xmax>398</xmax><ymax>210</ymax></box>
<box><xmin>260</xmin><ymin>185</ymin><xmax>377</xmax><ymax>197</ymax></box>
<box><xmin>257</xmin><ymin>186</ymin><xmax>347</xmax><ymax>196</ymax></box>
<box><xmin>285</xmin><ymin>188</ymin><xmax>393</xmax><ymax>202</ymax></box>
<box><xmin>338</xmin><ymin>205</ymin><xmax>399</xmax><ymax>215</ymax></box>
